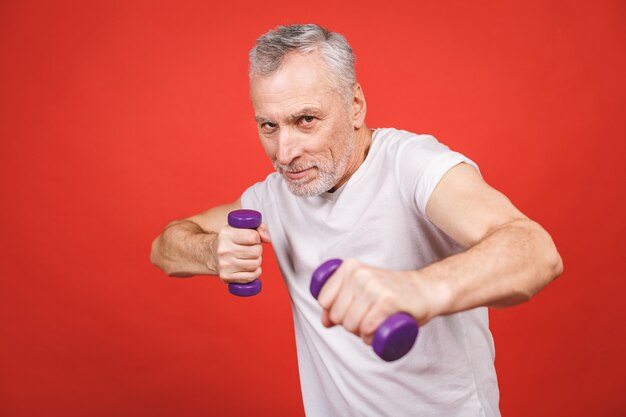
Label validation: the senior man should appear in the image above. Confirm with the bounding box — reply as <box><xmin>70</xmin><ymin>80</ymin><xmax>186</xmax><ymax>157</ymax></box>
<box><xmin>151</xmin><ymin>24</ymin><xmax>562</xmax><ymax>417</ymax></box>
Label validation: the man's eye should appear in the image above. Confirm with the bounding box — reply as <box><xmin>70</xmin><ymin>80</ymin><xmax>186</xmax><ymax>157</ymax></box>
<box><xmin>301</xmin><ymin>116</ymin><xmax>315</xmax><ymax>124</ymax></box>
<box><xmin>262</xmin><ymin>122</ymin><xmax>277</xmax><ymax>130</ymax></box>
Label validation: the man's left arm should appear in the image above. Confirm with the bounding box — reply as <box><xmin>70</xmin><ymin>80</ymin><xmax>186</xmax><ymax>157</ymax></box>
<box><xmin>318</xmin><ymin>163</ymin><xmax>563</xmax><ymax>343</ymax></box>
<box><xmin>418</xmin><ymin>162</ymin><xmax>563</xmax><ymax>312</ymax></box>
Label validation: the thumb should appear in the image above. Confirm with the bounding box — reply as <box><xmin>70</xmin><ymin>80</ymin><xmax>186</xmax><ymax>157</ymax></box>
<box><xmin>257</xmin><ymin>223</ymin><xmax>272</xmax><ymax>243</ymax></box>
<box><xmin>322</xmin><ymin>310</ymin><xmax>336</xmax><ymax>328</ymax></box>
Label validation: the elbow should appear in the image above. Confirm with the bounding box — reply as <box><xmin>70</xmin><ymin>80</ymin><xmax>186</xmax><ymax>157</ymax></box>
<box><xmin>150</xmin><ymin>236</ymin><xmax>162</xmax><ymax>268</ymax></box>
<box><xmin>543</xmin><ymin>228</ymin><xmax>563</xmax><ymax>282</ymax></box>
<box><xmin>491</xmin><ymin>221</ymin><xmax>563</xmax><ymax>308</ymax></box>
<box><xmin>150</xmin><ymin>235</ymin><xmax>169</xmax><ymax>273</ymax></box>
<box><xmin>525</xmin><ymin>249</ymin><xmax>562</xmax><ymax>303</ymax></box>
<box><xmin>533</xmin><ymin>222</ymin><xmax>564</xmax><ymax>290</ymax></box>
<box><xmin>514</xmin><ymin>220</ymin><xmax>563</xmax><ymax>302</ymax></box>
<box><xmin>512</xmin><ymin>246</ymin><xmax>561</xmax><ymax>305</ymax></box>
<box><xmin>551</xmin><ymin>249</ymin><xmax>564</xmax><ymax>280</ymax></box>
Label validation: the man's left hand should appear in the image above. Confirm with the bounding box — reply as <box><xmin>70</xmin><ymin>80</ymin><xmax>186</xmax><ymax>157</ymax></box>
<box><xmin>316</xmin><ymin>259</ymin><xmax>446</xmax><ymax>345</ymax></box>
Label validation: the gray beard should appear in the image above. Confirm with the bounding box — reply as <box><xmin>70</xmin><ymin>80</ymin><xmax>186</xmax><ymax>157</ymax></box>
<box><xmin>274</xmin><ymin>136</ymin><xmax>355</xmax><ymax>197</ymax></box>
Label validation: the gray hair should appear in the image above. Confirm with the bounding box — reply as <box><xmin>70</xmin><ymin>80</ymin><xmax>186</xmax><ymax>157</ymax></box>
<box><xmin>249</xmin><ymin>24</ymin><xmax>356</xmax><ymax>104</ymax></box>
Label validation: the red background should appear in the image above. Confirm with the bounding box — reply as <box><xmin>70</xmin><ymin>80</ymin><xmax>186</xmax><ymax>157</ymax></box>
<box><xmin>1</xmin><ymin>1</ymin><xmax>625</xmax><ymax>416</ymax></box>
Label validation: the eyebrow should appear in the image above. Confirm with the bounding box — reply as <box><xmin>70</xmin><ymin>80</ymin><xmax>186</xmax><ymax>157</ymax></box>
<box><xmin>287</xmin><ymin>107</ymin><xmax>322</xmax><ymax>122</ymax></box>
<box><xmin>255</xmin><ymin>107</ymin><xmax>323</xmax><ymax>125</ymax></box>
<box><xmin>255</xmin><ymin>115</ymin><xmax>271</xmax><ymax>124</ymax></box>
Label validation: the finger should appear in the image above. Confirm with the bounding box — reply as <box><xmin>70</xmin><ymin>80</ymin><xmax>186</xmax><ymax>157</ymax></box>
<box><xmin>230</xmin><ymin>257</ymin><xmax>261</xmax><ymax>272</ymax></box>
<box><xmin>321</xmin><ymin>309</ymin><xmax>336</xmax><ymax>328</ymax></box>
<box><xmin>327</xmin><ymin>271</ymin><xmax>358</xmax><ymax>325</ymax></box>
<box><xmin>328</xmin><ymin>291</ymin><xmax>354</xmax><ymax>326</ymax></box>
<box><xmin>230</xmin><ymin>228</ymin><xmax>261</xmax><ymax>245</ymax></box>
<box><xmin>235</xmin><ymin>244</ymin><xmax>263</xmax><ymax>260</ymax></box>
<box><xmin>359</xmin><ymin>302</ymin><xmax>389</xmax><ymax>345</ymax></box>
<box><xmin>221</xmin><ymin>267</ymin><xmax>262</xmax><ymax>283</ymax></box>
<box><xmin>257</xmin><ymin>223</ymin><xmax>272</xmax><ymax>243</ymax></box>
<box><xmin>342</xmin><ymin>291</ymin><xmax>376</xmax><ymax>335</ymax></box>
<box><xmin>317</xmin><ymin>263</ymin><xmax>351</xmax><ymax>310</ymax></box>
<box><xmin>327</xmin><ymin>260</ymin><xmax>376</xmax><ymax>330</ymax></box>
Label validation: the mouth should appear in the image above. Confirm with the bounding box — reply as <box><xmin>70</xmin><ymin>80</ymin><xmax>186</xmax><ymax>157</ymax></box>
<box><xmin>284</xmin><ymin>167</ymin><xmax>314</xmax><ymax>181</ymax></box>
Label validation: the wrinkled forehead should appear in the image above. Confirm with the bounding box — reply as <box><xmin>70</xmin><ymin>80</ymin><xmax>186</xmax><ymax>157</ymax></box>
<box><xmin>250</xmin><ymin>52</ymin><xmax>340</xmax><ymax>115</ymax></box>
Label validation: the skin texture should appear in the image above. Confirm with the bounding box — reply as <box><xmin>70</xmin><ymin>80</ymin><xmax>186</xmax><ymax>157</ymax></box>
<box><xmin>317</xmin><ymin>162</ymin><xmax>563</xmax><ymax>344</ymax></box>
<box><xmin>250</xmin><ymin>51</ymin><xmax>371</xmax><ymax>196</ymax></box>
<box><xmin>151</xmin><ymin>49</ymin><xmax>563</xmax><ymax>347</ymax></box>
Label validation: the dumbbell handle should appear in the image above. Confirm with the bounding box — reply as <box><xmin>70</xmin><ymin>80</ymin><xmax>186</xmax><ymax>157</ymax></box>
<box><xmin>227</xmin><ymin>209</ymin><xmax>263</xmax><ymax>297</ymax></box>
<box><xmin>310</xmin><ymin>259</ymin><xmax>419</xmax><ymax>362</ymax></box>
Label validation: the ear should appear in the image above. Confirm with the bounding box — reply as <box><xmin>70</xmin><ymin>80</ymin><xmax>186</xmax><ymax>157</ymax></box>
<box><xmin>351</xmin><ymin>83</ymin><xmax>367</xmax><ymax>129</ymax></box>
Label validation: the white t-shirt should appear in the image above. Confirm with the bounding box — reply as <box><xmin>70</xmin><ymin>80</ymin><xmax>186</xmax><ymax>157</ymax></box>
<box><xmin>241</xmin><ymin>128</ymin><xmax>500</xmax><ymax>417</ymax></box>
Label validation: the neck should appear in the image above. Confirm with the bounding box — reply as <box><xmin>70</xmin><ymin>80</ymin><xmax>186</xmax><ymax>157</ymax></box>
<box><xmin>329</xmin><ymin>123</ymin><xmax>373</xmax><ymax>192</ymax></box>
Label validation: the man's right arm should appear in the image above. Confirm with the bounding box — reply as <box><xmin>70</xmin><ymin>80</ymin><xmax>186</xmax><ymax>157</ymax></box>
<box><xmin>150</xmin><ymin>198</ymin><xmax>247</xmax><ymax>277</ymax></box>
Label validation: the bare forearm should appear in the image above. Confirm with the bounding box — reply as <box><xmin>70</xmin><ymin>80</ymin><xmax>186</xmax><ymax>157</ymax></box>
<box><xmin>150</xmin><ymin>220</ymin><xmax>218</xmax><ymax>277</ymax></box>
<box><xmin>418</xmin><ymin>219</ymin><xmax>563</xmax><ymax>320</ymax></box>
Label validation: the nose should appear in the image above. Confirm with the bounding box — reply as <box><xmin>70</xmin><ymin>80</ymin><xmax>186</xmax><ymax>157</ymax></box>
<box><xmin>275</xmin><ymin>128</ymin><xmax>301</xmax><ymax>166</ymax></box>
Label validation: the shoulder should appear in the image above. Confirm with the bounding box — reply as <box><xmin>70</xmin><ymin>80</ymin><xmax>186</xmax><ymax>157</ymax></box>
<box><xmin>372</xmin><ymin>127</ymin><xmax>453</xmax><ymax>166</ymax></box>
<box><xmin>374</xmin><ymin>127</ymin><xmax>436</xmax><ymax>144</ymax></box>
<box><xmin>241</xmin><ymin>172</ymin><xmax>284</xmax><ymax>209</ymax></box>
<box><xmin>374</xmin><ymin>128</ymin><xmax>443</xmax><ymax>153</ymax></box>
<box><xmin>372</xmin><ymin>128</ymin><xmax>479</xmax><ymax>214</ymax></box>
<box><xmin>243</xmin><ymin>171</ymin><xmax>283</xmax><ymax>196</ymax></box>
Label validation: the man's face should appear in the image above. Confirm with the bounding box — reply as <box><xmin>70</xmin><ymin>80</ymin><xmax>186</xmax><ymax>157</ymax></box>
<box><xmin>250</xmin><ymin>52</ymin><xmax>355</xmax><ymax>197</ymax></box>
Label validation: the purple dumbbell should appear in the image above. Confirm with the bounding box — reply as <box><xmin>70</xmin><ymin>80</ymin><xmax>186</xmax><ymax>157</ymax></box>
<box><xmin>227</xmin><ymin>209</ymin><xmax>263</xmax><ymax>297</ymax></box>
<box><xmin>310</xmin><ymin>259</ymin><xmax>419</xmax><ymax>362</ymax></box>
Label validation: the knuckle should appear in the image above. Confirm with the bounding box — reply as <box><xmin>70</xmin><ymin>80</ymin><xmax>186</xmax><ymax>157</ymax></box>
<box><xmin>343</xmin><ymin>319</ymin><xmax>357</xmax><ymax>333</ymax></box>
<box><xmin>245</xmin><ymin>230</ymin><xmax>260</xmax><ymax>244</ymax></box>
<box><xmin>360</xmin><ymin>320</ymin><xmax>375</xmax><ymax>336</ymax></box>
<box><xmin>379</xmin><ymin>289</ymin><xmax>394</xmax><ymax>304</ymax></box>
<box><xmin>363</xmin><ymin>278</ymin><xmax>380</xmax><ymax>296</ymax></box>
<box><xmin>343</xmin><ymin>258</ymin><xmax>359</xmax><ymax>269</ymax></box>
<box><xmin>354</xmin><ymin>269</ymin><xmax>372</xmax><ymax>287</ymax></box>
<box><xmin>353</xmin><ymin>267</ymin><xmax>373</xmax><ymax>285</ymax></box>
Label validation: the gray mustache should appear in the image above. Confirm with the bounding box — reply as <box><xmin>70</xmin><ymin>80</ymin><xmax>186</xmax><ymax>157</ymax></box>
<box><xmin>274</xmin><ymin>162</ymin><xmax>318</xmax><ymax>173</ymax></box>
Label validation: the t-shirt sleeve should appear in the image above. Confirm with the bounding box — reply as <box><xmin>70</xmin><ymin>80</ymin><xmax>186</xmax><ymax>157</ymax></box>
<box><xmin>395</xmin><ymin>134</ymin><xmax>479</xmax><ymax>219</ymax></box>
<box><xmin>241</xmin><ymin>181</ymin><xmax>264</xmax><ymax>211</ymax></box>
<box><xmin>240</xmin><ymin>172</ymin><xmax>279</xmax><ymax>212</ymax></box>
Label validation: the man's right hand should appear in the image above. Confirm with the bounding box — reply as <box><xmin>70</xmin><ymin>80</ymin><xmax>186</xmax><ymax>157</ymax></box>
<box><xmin>152</xmin><ymin>198</ymin><xmax>272</xmax><ymax>278</ymax></box>
<box><xmin>212</xmin><ymin>223</ymin><xmax>271</xmax><ymax>284</ymax></box>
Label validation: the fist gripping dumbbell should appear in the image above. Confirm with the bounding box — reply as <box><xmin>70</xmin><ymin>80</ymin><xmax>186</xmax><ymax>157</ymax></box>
<box><xmin>227</xmin><ymin>209</ymin><xmax>263</xmax><ymax>297</ymax></box>
<box><xmin>310</xmin><ymin>259</ymin><xmax>419</xmax><ymax>361</ymax></box>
